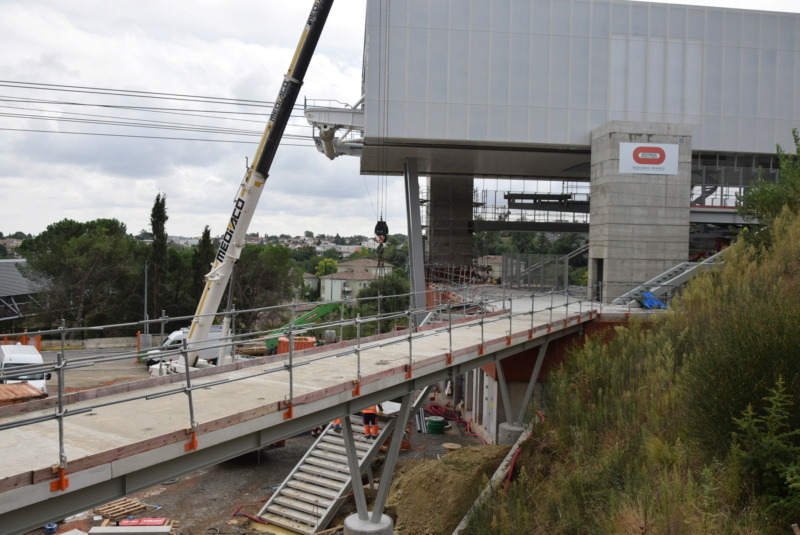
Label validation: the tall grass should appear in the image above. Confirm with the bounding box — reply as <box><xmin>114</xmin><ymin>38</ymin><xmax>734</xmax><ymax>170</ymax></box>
<box><xmin>464</xmin><ymin>209</ymin><xmax>800</xmax><ymax>534</ymax></box>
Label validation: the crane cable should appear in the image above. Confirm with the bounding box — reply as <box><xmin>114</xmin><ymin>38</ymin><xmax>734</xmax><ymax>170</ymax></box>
<box><xmin>373</xmin><ymin>0</ymin><xmax>393</xmax><ymax>279</ymax></box>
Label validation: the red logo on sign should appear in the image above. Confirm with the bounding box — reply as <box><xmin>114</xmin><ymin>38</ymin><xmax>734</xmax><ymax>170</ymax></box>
<box><xmin>632</xmin><ymin>146</ymin><xmax>666</xmax><ymax>165</ymax></box>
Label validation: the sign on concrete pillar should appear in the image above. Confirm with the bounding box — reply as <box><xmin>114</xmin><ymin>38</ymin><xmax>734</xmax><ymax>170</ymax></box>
<box><xmin>588</xmin><ymin>121</ymin><xmax>692</xmax><ymax>301</ymax></box>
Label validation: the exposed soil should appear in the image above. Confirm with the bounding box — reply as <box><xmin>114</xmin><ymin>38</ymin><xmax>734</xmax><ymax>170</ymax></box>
<box><xmin>384</xmin><ymin>445</ymin><xmax>511</xmax><ymax>535</ymax></box>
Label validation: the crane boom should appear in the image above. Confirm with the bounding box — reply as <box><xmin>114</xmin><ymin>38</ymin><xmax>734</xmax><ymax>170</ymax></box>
<box><xmin>187</xmin><ymin>0</ymin><xmax>334</xmax><ymax>366</ymax></box>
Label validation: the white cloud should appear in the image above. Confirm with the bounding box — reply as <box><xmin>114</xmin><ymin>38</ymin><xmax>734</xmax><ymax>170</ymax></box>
<box><xmin>0</xmin><ymin>0</ymin><xmax>374</xmax><ymax>238</ymax></box>
<box><xmin>2</xmin><ymin>0</ymin><xmax>798</xmax><ymax>240</ymax></box>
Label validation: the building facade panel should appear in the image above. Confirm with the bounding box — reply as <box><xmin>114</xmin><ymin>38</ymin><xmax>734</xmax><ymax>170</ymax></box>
<box><xmin>365</xmin><ymin>0</ymin><xmax>800</xmax><ymax>154</ymax></box>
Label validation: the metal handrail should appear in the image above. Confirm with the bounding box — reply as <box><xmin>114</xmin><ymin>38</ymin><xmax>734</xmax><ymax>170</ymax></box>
<box><xmin>0</xmin><ymin>283</ymin><xmax>613</xmax><ymax>484</ymax></box>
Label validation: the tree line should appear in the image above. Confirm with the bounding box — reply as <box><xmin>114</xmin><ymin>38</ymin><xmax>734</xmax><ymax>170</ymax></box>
<box><xmin>11</xmin><ymin>195</ymin><xmax>412</xmax><ymax>337</ymax></box>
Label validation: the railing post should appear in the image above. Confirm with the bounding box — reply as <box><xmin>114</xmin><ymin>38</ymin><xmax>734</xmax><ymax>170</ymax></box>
<box><xmin>406</xmin><ymin>309</ymin><xmax>413</xmax><ymax>378</ymax></box>
<box><xmin>339</xmin><ymin>300</ymin><xmax>344</xmax><ymax>343</ymax></box>
<box><xmin>479</xmin><ymin>295</ymin><xmax>485</xmax><ymax>354</ymax></box>
<box><xmin>377</xmin><ymin>293</ymin><xmax>382</xmax><ymax>335</ymax></box>
<box><xmin>159</xmin><ymin>310</ymin><xmax>166</xmax><ymax>346</ymax></box>
<box><xmin>181</xmin><ymin>339</ymin><xmax>199</xmax><ymax>451</ymax></box>
<box><xmin>447</xmin><ymin>303</ymin><xmax>453</xmax><ymax>365</ymax></box>
<box><xmin>355</xmin><ymin>313</ymin><xmax>362</xmax><ymax>383</ymax></box>
<box><xmin>286</xmin><ymin>301</ymin><xmax>295</xmax><ymax>418</ymax></box>
<box><xmin>51</xmin><ymin>319</ymin><xmax>69</xmax><ymax>491</ymax></box>
<box><xmin>530</xmin><ymin>289</ymin><xmax>535</xmax><ymax>335</ymax></box>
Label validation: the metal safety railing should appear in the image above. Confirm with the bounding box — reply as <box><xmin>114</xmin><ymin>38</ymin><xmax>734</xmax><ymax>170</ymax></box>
<box><xmin>0</xmin><ymin>282</ymin><xmax>656</xmax><ymax>490</ymax></box>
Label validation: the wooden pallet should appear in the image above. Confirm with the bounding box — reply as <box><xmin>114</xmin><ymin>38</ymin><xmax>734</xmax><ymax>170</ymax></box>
<box><xmin>93</xmin><ymin>497</ymin><xmax>146</xmax><ymax>520</ymax></box>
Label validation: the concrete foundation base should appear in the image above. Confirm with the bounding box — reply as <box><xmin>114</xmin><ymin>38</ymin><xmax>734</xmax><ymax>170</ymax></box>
<box><xmin>343</xmin><ymin>513</ymin><xmax>394</xmax><ymax>535</ymax></box>
<box><xmin>498</xmin><ymin>422</ymin><xmax>525</xmax><ymax>445</ymax></box>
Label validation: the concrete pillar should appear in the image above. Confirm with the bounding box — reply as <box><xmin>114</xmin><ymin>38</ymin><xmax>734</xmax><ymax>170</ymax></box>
<box><xmin>498</xmin><ymin>422</ymin><xmax>526</xmax><ymax>445</ymax></box>
<box><xmin>427</xmin><ymin>175</ymin><xmax>475</xmax><ymax>267</ymax></box>
<box><xmin>588</xmin><ymin>121</ymin><xmax>692</xmax><ymax>301</ymax></box>
<box><xmin>344</xmin><ymin>513</ymin><xmax>394</xmax><ymax>535</ymax></box>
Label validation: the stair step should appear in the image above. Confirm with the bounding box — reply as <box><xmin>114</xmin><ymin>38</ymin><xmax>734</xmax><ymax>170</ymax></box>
<box><xmin>259</xmin><ymin>513</ymin><xmax>315</xmax><ymax>535</ymax></box>
<box><xmin>322</xmin><ymin>434</ymin><xmax>371</xmax><ymax>448</ymax></box>
<box><xmin>305</xmin><ymin>456</ymin><xmax>350</xmax><ymax>473</ymax></box>
<box><xmin>286</xmin><ymin>480</ymin><xmax>339</xmax><ymax>500</ymax></box>
<box><xmin>298</xmin><ymin>464</ymin><xmax>351</xmax><ymax>482</ymax></box>
<box><xmin>309</xmin><ymin>449</ymin><xmax>350</xmax><ymax>464</ymax></box>
<box><xmin>274</xmin><ymin>494</ymin><xmax>329</xmax><ymax>516</ymax></box>
<box><xmin>317</xmin><ymin>442</ymin><xmax>351</xmax><ymax>455</ymax></box>
<box><xmin>282</xmin><ymin>487</ymin><xmax>336</xmax><ymax>508</ymax></box>
<box><xmin>266</xmin><ymin>504</ymin><xmax>320</xmax><ymax>526</ymax></box>
<box><xmin>294</xmin><ymin>472</ymin><xmax>347</xmax><ymax>490</ymax></box>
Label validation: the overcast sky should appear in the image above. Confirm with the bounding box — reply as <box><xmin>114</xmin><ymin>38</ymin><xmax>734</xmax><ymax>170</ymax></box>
<box><xmin>1</xmin><ymin>0</ymin><xmax>799</xmax><ymax>240</ymax></box>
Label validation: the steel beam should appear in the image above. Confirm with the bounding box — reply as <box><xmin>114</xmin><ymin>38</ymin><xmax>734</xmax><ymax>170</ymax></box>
<box><xmin>371</xmin><ymin>392</ymin><xmax>412</xmax><ymax>522</ymax></box>
<box><xmin>517</xmin><ymin>340</ymin><xmax>548</xmax><ymax>424</ymax></box>
<box><xmin>404</xmin><ymin>158</ymin><xmax>426</xmax><ymax>328</ymax></box>
<box><xmin>342</xmin><ymin>417</ymin><xmax>369</xmax><ymax>520</ymax></box>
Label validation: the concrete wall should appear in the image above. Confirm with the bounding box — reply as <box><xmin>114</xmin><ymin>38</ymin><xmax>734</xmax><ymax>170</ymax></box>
<box><xmin>589</xmin><ymin>121</ymin><xmax>692</xmax><ymax>299</ymax></box>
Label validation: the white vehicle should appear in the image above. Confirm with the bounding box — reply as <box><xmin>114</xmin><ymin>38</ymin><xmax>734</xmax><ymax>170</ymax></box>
<box><xmin>144</xmin><ymin>325</ymin><xmax>229</xmax><ymax>368</ymax></box>
<box><xmin>0</xmin><ymin>344</ymin><xmax>50</xmax><ymax>394</ymax></box>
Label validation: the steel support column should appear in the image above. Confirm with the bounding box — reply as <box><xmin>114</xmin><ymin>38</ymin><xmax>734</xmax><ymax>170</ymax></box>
<box><xmin>404</xmin><ymin>158</ymin><xmax>426</xmax><ymax>328</ymax></box>
<box><xmin>371</xmin><ymin>392</ymin><xmax>413</xmax><ymax>522</ymax></box>
<box><xmin>517</xmin><ymin>341</ymin><xmax>548</xmax><ymax>424</ymax></box>
<box><xmin>342</xmin><ymin>417</ymin><xmax>370</xmax><ymax>520</ymax></box>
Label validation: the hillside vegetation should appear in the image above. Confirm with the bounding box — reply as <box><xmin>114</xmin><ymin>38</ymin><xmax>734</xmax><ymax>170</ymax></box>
<box><xmin>466</xmin><ymin>209</ymin><xmax>800</xmax><ymax>533</ymax></box>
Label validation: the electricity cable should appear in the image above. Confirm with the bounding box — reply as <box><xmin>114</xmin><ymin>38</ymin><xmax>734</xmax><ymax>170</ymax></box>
<box><xmin>0</xmin><ymin>127</ymin><xmax>316</xmax><ymax>146</ymax></box>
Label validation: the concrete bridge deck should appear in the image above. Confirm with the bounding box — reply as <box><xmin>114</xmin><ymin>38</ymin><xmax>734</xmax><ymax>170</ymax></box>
<box><xmin>0</xmin><ymin>294</ymin><xmax>603</xmax><ymax>534</ymax></box>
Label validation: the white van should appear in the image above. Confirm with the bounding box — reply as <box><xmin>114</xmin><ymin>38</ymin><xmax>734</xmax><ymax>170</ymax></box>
<box><xmin>143</xmin><ymin>325</ymin><xmax>228</xmax><ymax>366</ymax></box>
<box><xmin>0</xmin><ymin>344</ymin><xmax>50</xmax><ymax>394</ymax></box>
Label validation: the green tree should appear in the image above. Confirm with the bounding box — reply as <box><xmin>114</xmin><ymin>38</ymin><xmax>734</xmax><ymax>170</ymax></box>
<box><xmin>731</xmin><ymin>377</ymin><xmax>800</xmax><ymax>520</ymax></box>
<box><xmin>10</xmin><ymin>231</ymin><xmax>28</xmax><ymax>240</ymax></box>
<box><xmin>233</xmin><ymin>244</ymin><xmax>298</xmax><ymax>329</ymax></box>
<box><xmin>291</xmin><ymin>246</ymin><xmax>320</xmax><ymax>273</ymax></box>
<box><xmin>164</xmin><ymin>247</ymin><xmax>194</xmax><ymax>317</ymax></box>
<box><xmin>355</xmin><ymin>270</ymin><xmax>411</xmax><ymax>334</ymax></box>
<box><xmin>191</xmin><ymin>226</ymin><xmax>214</xmax><ymax>301</ymax></box>
<box><xmin>149</xmin><ymin>193</ymin><xmax>168</xmax><ymax>320</ymax></box>
<box><xmin>737</xmin><ymin>129</ymin><xmax>800</xmax><ymax>248</ymax></box>
<box><xmin>322</xmin><ymin>247</ymin><xmax>340</xmax><ymax>260</ymax></box>
<box><xmin>384</xmin><ymin>241</ymin><xmax>408</xmax><ymax>268</ymax></box>
<box><xmin>18</xmin><ymin>219</ymin><xmax>142</xmax><ymax>332</ymax></box>
<box><xmin>304</xmin><ymin>230</ymin><xmax>314</xmax><ymax>238</ymax></box>
<box><xmin>346</xmin><ymin>248</ymin><xmax>376</xmax><ymax>261</ymax></box>
<box><xmin>315</xmin><ymin>258</ymin><xmax>338</xmax><ymax>276</ymax></box>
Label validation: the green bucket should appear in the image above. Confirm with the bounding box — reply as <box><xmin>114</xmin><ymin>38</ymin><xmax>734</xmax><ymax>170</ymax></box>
<box><xmin>426</xmin><ymin>416</ymin><xmax>446</xmax><ymax>435</ymax></box>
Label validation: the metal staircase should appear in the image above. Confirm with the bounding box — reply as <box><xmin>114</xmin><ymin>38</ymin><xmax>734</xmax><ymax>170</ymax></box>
<box><xmin>611</xmin><ymin>247</ymin><xmax>730</xmax><ymax>305</ymax></box>
<box><xmin>258</xmin><ymin>415</ymin><xmax>397</xmax><ymax>534</ymax></box>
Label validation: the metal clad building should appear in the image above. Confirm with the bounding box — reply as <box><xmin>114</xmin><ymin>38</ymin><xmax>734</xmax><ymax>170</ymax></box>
<box><xmin>351</xmin><ymin>0</ymin><xmax>800</xmax><ymax>299</ymax></box>
<box><xmin>363</xmin><ymin>0</ymin><xmax>800</xmax><ymax>175</ymax></box>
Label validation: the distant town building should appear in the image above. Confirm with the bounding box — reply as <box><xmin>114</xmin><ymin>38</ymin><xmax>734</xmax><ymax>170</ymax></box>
<box><xmin>169</xmin><ymin>236</ymin><xmax>199</xmax><ymax>247</ymax></box>
<box><xmin>337</xmin><ymin>259</ymin><xmax>393</xmax><ymax>278</ymax></box>
<box><xmin>302</xmin><ymin>272</ymin><xmax>320</xmax><ymax>290</ymax></box>
<box><xmin>319</xmin><ymin>269</ymin><xmax>378</xmax><ymax>301</ymax></box>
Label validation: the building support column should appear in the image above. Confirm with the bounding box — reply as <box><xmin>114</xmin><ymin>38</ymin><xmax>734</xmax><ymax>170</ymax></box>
<box><xmin>404</xmin><ymin>158</ymin><xmax>426</xmax><ymax>328</ymax></box>
<box><xmin>517</xmin><ymin>341</ymin><xmax>548</xmax><ymax>424</ymax></box>
<box><xmin>495</xmin><ymin>341</ymin><xmax>549</xmax><ymax>444</ymax></box>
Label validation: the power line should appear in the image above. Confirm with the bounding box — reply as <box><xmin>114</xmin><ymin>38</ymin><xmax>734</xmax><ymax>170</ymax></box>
<box><xmin>0</xmin><ymin>127</ymin><xmax>316</xmax><ymax>146</ymax></box>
